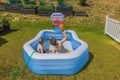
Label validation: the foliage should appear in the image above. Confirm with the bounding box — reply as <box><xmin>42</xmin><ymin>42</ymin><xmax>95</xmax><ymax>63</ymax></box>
<box><xmin>58</xmin><ymin>0</ymin><xmax>64</xmax><ymax>6</ymax></box>
<box><xmin>24</xmin><ymin>0</ymin><xmax>35</xmax><ymax>2</ymax></box>
<box><xmin>38</xmin><ymin>2</ymin><xmax>55</xmax><ymax>11</ymax></box>
<box><xmin>39</xmin><ymin>0</ymin><xmax>46</xmax><ymax>5</ymax></box>
<box><xmin>57</xmin><ymin>2</ymin><xmax>73</xmax><ymax>11</ymax></box>
<box><xmin>80</xmin><ymin>0</ymin><xmax>87</xmax><ymax>5</ymax></box>
<box><xmin>23</xmin><ymin>4</ymin><xmax>36</xmax><ymax>8</ymax></box>
<box><xmin>9</xmin><ymin>0</ymin><xmax>22</xmax><ymax>4</ymax></box>
<box><xmin>56</xmin><ymin>0</ymin><xmax>73</xmax><ymax>11</ymax></box>
<box><xmin>24</xmin><ymin>0</ymin><xmax>36</xmax><ymax>5</ymax></box>
<box><xmin>2</xmin><ymin>18</ymin><xmax>10</xmax><ymax>26</ymax></box>
<box><xmin>24</xmin><ymin>0</ymin><xmax>30</xmax><ymax>1</ymax></box>
<box><xmin>4</xmin><ymin>4</ymin><xmax>23</xmax><ymax>9</ymax></box>
<box><xmin>38</xmin><ymin>5</ymin><xmax>54</xmax><ymax>11</ymax></box>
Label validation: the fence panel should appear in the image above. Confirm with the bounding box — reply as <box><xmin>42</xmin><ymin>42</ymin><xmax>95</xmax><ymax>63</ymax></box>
<box><xmin>105</xmin><ymin>16</ymin><xmax>120</xmax><ymax>43</ymax></box>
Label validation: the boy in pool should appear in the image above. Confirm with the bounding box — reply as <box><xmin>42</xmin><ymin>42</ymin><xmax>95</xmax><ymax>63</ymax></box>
<box><xmin>50</xmin><ymin>30</ymin><xmax>68</xmax><ymax>53</ymax></box>
<box><xmin>37</xmin><ymin>38</ymin><xmax>44</xmax><ymax>53</ymax></box>
<box><xmin>37</xmin><ymin>38</ymin><xmax>49</xmax><ymax>53</ymax></box>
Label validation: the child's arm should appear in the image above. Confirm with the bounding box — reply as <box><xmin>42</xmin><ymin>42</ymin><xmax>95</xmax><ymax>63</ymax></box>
<box><xmin>52</xmin><ymin>47</ymin><xmax>57</xmax><ymax>53</ymax></box>
<box><xmin>37</xmin><ymin>45</ymin><xmax>43</xmax><ymax>53</ymax></box>
<box><xmin>59</xmin><ymin>31</ymin><xmax>68</xmax><ymax>46</ymax></box>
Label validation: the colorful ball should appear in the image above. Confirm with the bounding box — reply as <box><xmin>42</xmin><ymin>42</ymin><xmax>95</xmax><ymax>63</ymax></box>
<box><xmin>59</xmin><ymin>24</ymin><xmax>64</xmax><ymax>31</ymax></box>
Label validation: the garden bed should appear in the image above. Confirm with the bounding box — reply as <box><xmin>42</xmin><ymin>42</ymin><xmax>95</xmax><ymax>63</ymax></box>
<box><xmin>20</xmin><ymin>8</ymin><xmax>36</xmax><ymax>14</ymax></box>
<box><xmin>24</xmin><ymin>1</ymin><xmax>36</xmax><ymax>5</ymax></box>
<box><xmin>37</xmin><ymin>2</ymin><xmax>55</xmax><ymax>16</ymax></box>
<box><xmin>20</xmin><ymin>4</ymin><xmax>36</xmax><ymax>14</ymax></box>
<box><xmin>4</xmin><ymin>4</ymin><xmax>22</xmax><ymax>13</ymax></box>
<box><xmin>9</xmin><ymin>0</ymin><xmax>22</xmax><ymax>4</ymax></box>
<box><xmin>58</xmin><ymin>11</ymin><xmax>73</xmax><ymax>16</ymax></box>
<box><xmin>56</xmin><ymin>2</ymin><xmax>73</xmax><ymax>16</ymax></box>
<box><xmin>74</xmin><ymin>10</ymin><xmax>88</xmax><ymax>16</ymax></box>
<box><xmin>0</xmin><ymin>2</ymin><xmax>6</xmax><ymax>11</ymax></box>
<box><xmin>37</xmin><ymin>10</ymin><xmax>54</xmax><ymax>16</ymax></box>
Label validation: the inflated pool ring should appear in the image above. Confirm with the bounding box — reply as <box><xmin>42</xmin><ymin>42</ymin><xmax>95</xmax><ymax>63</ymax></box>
<box><xmin>23</xmin><ymin>30</ymin><xmax>89</xmax><ymax>75</ymax></box>
<box><xmin>52</xmin><ymin>19</ymin><xmax>62</xmax><ymax>26</ymax></box>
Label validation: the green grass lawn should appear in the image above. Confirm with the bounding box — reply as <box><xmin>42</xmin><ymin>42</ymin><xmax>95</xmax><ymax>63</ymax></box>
<box><xmin>0</xmin><ymin>0</ymin><xmax>120</xmax><ymax>80</ymax></box>
<box><xmin>0</xmin><ymin>13</ymin><xmax>120</xmax><ymax>80</ymax></box>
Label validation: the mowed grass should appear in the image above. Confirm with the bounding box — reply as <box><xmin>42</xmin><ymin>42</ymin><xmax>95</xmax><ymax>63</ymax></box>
<box><xmin>0</xmin><ymin>15</ymin><xmax>120</xmax><ymax>80</ymax></box>
<box><xmin>0</xmin><ymin>0</ymin><xmax>120</xmax><ymax>80</ymax></box>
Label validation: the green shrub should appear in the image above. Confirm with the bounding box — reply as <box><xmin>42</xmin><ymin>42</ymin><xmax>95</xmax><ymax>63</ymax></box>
<box><xmin>9</xmin><ymin>0</ymin><xmax>22</xmax><ymax>4</ymax></box>
<box><xmin>24</xmin><ymin>0</ymin><xmax>36</xmax><ymax>5</ymax></box>
<box><xmin>56</xmin><ymin>0</ymin><xmax>73</xmax><ymax>11</ymax></box>
<box><xmin>58</xmin><ymin>0</ymin><xmax>64</xmax><ymax>6</ymax></box>
<box><xmin>57</xmin><ymin>2</ymin><xmax>73</xmax><ymax>11</ymax></box>
<box><xmin>2</xmin><ymin>18</ymin><xmax>10</xmax><ymax>26</ymax></box>
<box><xmin>5</xmin><ymin>4</ymin><xmax>23</xmax><ymax>8</ymax></box>
<box><xmin>38</xmin><ymin>1</ymin><xmax>55</xmax><ymax>11</ymax></box>
<box><xmin>38</xmin><ymin>5</ymin><xmax>54</xmax><ymax>11</ymax></box>
<box><xmin>39</xmin><ymin>1</ymin><xmax>46</xmax><ymax>5</ymax></box>
<box><xmin>80</xmin><ymin>0</ymin><xmax>87</xmax><ymax>5</ymax></box>
<box><xmin>24</xmin><ymin>0</ymin><xmax>35</xmax><ymax>2</ymax></box>
<box><xmin>23</xmin><ymin>4</ymin><xmax>36</xmax><ymax>8</ymax></box>
<box><xmin>24</xmin><ymin>0</ymin><xmax>30</xmax><ymax>1</ymax></box>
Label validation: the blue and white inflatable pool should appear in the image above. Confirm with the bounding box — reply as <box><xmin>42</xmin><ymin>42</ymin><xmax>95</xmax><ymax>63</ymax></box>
<box><xmin>23</xmin><ymin>30</ymin><xmax>89</xmax><ymax>75</ymax></box>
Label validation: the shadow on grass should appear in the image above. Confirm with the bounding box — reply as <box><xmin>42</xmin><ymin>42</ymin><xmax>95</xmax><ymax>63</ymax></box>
<box><xmin>0</xmin><ymin>29</ymin><xmax>19</xmax><ymax>36</ymax></box>
<box><xmin>73</xmin><ymin>52</ymin><xmax>94</xmax><ymax>75</ymax></box>
<box><xmin>0</xmin><ymin>29</ymin><xmax>19</xmax><ymax>46</ymax></box>
<box><xmin>105</xmin><ymin>35</ymin><xmax>120</xmax><ymax>45</ymax></box>
<box><xmin>0</xmin><ymin>37</ymin><xmax>8</xmax><ymax>46</ymax></box>
<box><xmin>82</xmin><ymin>52</ymin><xmax>94</xmax><ymax>70</ymax></box>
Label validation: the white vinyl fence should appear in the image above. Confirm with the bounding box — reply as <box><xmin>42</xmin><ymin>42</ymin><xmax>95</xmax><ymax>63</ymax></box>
<box><xmin>105</xmin><ymin>16</ymin><xmax>120</xmax><ymax>43</ymax></box>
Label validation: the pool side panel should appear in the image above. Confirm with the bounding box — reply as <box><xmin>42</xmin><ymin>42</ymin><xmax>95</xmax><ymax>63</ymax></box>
<box><xmin>23</xmin><ymin>48</ymin><xmax>89</xmax><ymax>75</ymax></box>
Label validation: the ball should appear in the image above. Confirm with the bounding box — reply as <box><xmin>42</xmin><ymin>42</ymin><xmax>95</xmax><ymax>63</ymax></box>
<box><xmin>59</xmin><ymin>24</ymin><xmax>64</xmax><ymax>31</ymax></box>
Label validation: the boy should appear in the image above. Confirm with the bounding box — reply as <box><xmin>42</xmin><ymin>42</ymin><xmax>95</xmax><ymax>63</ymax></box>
<box><xmin>50</xmin><ymin>31</ymin><xmax>68</xmax><ymax>53</ymax></box>
<box><xmin>37</xmin><ymin>38</ymin><xmax>44</xmax><ymax>53</ymax></box>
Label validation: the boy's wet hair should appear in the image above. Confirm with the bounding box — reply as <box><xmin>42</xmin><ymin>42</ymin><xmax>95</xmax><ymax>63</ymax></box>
<box><xmin>38</xmin><ymin>38</ymin><xmax>44</xmax><ymax>44</ymax></box>
<box><xmin>50</xmin><ymin>37</ymin><xmax>57</xmax><ymax>46</ymax></box>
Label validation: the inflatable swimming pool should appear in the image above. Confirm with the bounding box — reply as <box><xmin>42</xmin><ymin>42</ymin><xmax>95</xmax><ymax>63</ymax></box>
<box><xmin>23</xmin><ymin>30</ymin><xmax>89</xmax><ymax>75</ymax></box>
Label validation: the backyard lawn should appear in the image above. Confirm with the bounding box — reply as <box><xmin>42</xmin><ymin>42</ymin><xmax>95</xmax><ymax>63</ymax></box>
<box><xmin>0</xmin><ymin>0</ymin><xmax>120</xmax><ymax>80</ymax></box>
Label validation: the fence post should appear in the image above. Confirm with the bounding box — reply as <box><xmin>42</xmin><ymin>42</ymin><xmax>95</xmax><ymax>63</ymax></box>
<box><xmin>105</xmin><ymin>15</ymin><xmax>108</xmax><ymax>34</ymax></box>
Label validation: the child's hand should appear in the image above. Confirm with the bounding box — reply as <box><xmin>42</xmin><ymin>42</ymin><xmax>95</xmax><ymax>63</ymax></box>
<box><xmin>61</xmin><ymin>29</ymin><xmax>64</xmax><ymax>32</ymax></box>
